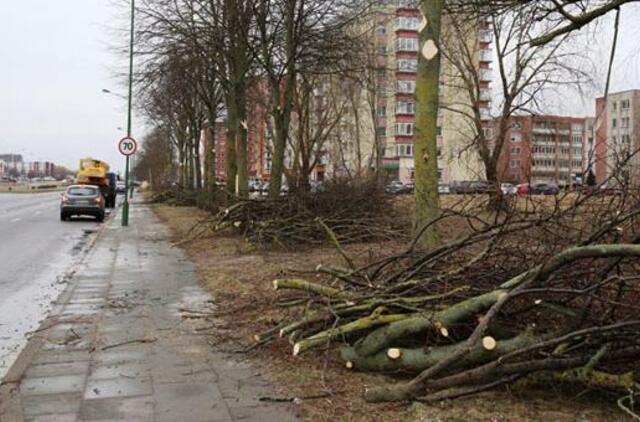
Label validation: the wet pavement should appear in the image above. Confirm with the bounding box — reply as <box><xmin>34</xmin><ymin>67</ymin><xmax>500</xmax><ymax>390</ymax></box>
<box><xmin>0</xmin><ymin>201</ymin><xmax>300</xmax><ymax>422</ymax></box>
<box><xmin>0</xmin><ymin>192</ymin><xmax>103</xmax><ymax>379</ymax></box>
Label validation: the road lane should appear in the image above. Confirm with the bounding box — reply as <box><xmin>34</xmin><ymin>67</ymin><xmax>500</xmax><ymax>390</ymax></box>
<box><xmin>0</xmin><ymin>192</ymin><xmax>104</xmax><ymax>378</ymax></box>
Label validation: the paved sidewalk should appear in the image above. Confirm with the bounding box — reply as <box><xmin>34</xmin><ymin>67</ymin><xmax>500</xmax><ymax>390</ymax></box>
<box><xmin>0</xmin><ymin>203</ymin><xmax>300</xmax><ymax>422</ymax></box>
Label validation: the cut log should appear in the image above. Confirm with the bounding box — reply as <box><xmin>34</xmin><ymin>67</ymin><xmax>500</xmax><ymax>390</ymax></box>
<box><xmin>341</xmin><ymin>330</ymin><xmax>538</xmax><ymax>373</ymax></box>
<box><xmin>272</xmin><ymin>278</ymin><xmax>352</xmax><ymax>300</ymax></box>
<box><xmin>387</xmin><ymin>348</ymin><xmax>402</xmax><ymax>360</ymax></box>
<box><xmin>355</xmin><ymin>289</ymin><xmax>508</xmax><ymax>356</ymax></box>
<box><xmin>293</xmin><ymin>309</ymin><xmax>415</xmax><ymax>356</ymax></box>
<box><xmin>482</xmin><ymin>336</ymin><xmax>497</xmax><ymax>351</ymax></box>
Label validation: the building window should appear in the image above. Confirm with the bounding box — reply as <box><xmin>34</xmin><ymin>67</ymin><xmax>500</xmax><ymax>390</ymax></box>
<box><xmin>396</xmin><ymin>80</ymin><xmax>416</xmax><ymax>94</ymax></box>
<box><xmin>377</xmin><ymin>106</ymin><xmax>387</xmax><ymax>117</ymax></box>
<box><xmin>612</xmin><ymin>101</ymin><xmax>617</xmax><ymax>111</ymax></box>
<box><xmin>397</xmin><ymin>59</ymin><xmax>418</xmax><ymax>72</ymax></box>
<box><xmin>510</xmin><ymin>147</ymin><xmax>521</xmax><ymax>155</ymax></box>
<box><xmin>396</xmin><ymin>102</ymin><xmax>415</xmax><ymax>114</ymax></box>
<box><xmin>376</xmin><ymin>24</ymin><xmax>386</xmax><ymax>35</ymax></box>
<box><xmin>396</xmin><ymin>37</ymin><xmax>418</xmax><ymax>52</ymax></box>
<box><xmin>395</xmin><ymin>123</ymin><xmax>415</xmax><ymax>136</ymax></box>
<box><xmin>510</xmin><ymin>133</ymin><xmax>522</xmax><ymax>143</ymax></box>
<box><xmin>621</xmin><ymin>99</ymin><xmax>630</xmax><ymax>109</ymax></box>
<box><xmin>377</xmin><ymin>46</ymin><xmax>387</xmax><ymax>55</ymax></box>
<box><xmin>510</xmin><ymin>160</ymin><xmax>521</xmax><ymax>168</ymax></box>
<box><xmin>377</xmin><ymin>127</ymin><xmax>387</xmax><ymax>137</ymax></box>
<box><xmin>621</xmin><ymin>117</ymin><xmax>630</xmax><ymax>128</ymax></box>
<box><xmin>395</xmin><ymin>16</ymin><xmax>419</xmax><ymax>31</ymax></box>
<box><xmin>612</xmin><ymin>118</ymin><xmax>617</xmax><ymax>128</ymax></box>
<box><xmin>482</xmin><ymin>127</ymin><xmax>494</xmax><ymax>139</ymax></box>
<box><xmin>397</xmin><ymin>144</ymin><xmax>414</xmax><ymax>157</ymax></box>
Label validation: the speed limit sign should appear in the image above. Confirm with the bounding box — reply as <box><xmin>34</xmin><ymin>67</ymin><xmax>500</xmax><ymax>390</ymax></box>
<box><xmin>118</xmin><ymin>136</ymin><xmax>138</xmax><ymax>156</ymax></box>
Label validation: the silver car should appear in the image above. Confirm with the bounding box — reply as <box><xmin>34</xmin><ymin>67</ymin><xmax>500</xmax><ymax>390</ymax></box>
<box><xmin>60</xmin><ymin>185</ymin><xmax>105</xmax><ymax>222</ymax></box>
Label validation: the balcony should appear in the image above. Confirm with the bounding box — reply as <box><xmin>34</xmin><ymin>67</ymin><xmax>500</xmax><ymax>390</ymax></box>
<box><xmin>533</xmin><ymin>127</ymin><xmax>554</xmax><ymax>135</ymax></box>
<box><xmin>479</xmin><ymin>89</ymin><xmax>491</xmax><ymax>101</ymax></box>
<box><xmin>395</xmin><ymin>0</ymin><xmax>418</xmax><ymax>9</ymax></box>
<box><xmin>479</xmin><ymin>69</ymin><xmax>492</xmax><ymax>82</ymax></box>
<box><xmin>479</xmin><ymin>30</ymin><xmax>493</xmax><ymax>43</ymax></box>
<box><xmin>479</xmin><ymin>49</ymin><xmax>492</xmax><ymax>62</ymax></box>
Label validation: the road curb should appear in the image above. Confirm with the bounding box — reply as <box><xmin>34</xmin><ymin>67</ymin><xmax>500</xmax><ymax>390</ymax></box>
<box><xmin>0</xmin><ymin>209</ymin><xmax>116</xmax><ymax>421</ymax></box>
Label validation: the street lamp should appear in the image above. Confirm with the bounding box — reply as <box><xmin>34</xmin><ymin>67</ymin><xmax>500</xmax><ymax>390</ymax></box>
<box><xmin>101</xmin><ymin>88</ymin><xmax>128</xmax><ymax>100</ymax></box>
<box><xmin>121</xmin><ymin>0</ymin><xmax>136</xmax><ymax>227</ymax></box>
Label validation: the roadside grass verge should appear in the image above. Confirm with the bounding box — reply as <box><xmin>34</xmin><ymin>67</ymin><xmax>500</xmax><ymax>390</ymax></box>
<box><xmin>153</xmin><ymin>203</ymin><xmax>618</xmax><ymax>422</ymax></box>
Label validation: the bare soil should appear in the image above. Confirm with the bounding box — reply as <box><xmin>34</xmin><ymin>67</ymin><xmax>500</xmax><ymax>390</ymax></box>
<box><xmin>153</xmin><ymin>203</ymin><xmax>620</xmax><ymax>421</ymax></box>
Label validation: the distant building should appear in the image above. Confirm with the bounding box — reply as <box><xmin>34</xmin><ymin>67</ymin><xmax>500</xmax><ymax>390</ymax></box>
<box><xmin>498</xmin><ymin>115</ymin><xmax>591</xmax><ymax>186</ymax></box>
<box><xmin>0</xmin><ymin>154</ymin><xmax>23</xmax><ymax>164</ymax></box>
<box><xmin>28</xmin><ymin>161</ymin><xmax>55</xmax><ymax>177</ymax></box>
<box><xmin>594</xmin><ymin>89</ymin><xmax>640</xmax><ymax>184</ymax></box>
<box><xmin>373</xmin><ymin>3</ymin><xmax>492</xmax><ymax>183</ymax></box>
<box><xmin>0</xmin><ymin>155</ymin><xmax>56</xmax><ymax>178</ymax></box>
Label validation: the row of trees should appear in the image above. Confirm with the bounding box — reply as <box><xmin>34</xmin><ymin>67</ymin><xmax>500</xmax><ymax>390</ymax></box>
<box><xmin>132</xmin><ymin>0</ymin><xmax>380</xmax><ymax>197</ymax></box>
<box><xmin>131</xmin><ymin>0</ymin><xmax>633</xmax><ymax>247</ymax></box>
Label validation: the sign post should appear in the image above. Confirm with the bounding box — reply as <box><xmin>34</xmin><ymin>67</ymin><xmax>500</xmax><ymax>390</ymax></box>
<box><xmin>118</xmin><ymin>136</ymin><xmax>137</xmax><ymax>227</ymax></box>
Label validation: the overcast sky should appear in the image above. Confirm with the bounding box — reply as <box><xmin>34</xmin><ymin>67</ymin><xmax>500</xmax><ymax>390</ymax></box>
<box><xmin>0</xmin><ymin>2</ymin><xmax>639</xmax><ymax>173</ymax></box>
<box><xmin>0</xmin><ymin>1</ymin><xmax>135</xmax><ymax>173</ymax></box>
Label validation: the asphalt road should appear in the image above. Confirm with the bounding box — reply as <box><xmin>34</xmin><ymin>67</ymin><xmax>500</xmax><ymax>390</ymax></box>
<box><xmin>0</xmin><ymin>191</ymin><xmax>104</xmax><ymax>378</ymax></box>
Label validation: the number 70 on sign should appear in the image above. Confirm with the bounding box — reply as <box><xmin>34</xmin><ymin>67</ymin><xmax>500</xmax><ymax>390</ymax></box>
<box><xmin>118</xmin><ymin>136</ymin><xmax>138</xmax><ymax>156</ymax></box>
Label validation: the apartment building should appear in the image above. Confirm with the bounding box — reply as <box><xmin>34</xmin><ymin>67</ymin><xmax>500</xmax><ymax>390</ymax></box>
<box><xmin>375</xmin><ymin>0</ymin><xmax>492</xmax><ymax>183</ymax></box>
<box><xmin>499</xmin><ymin>115</ymin><xmax>590</xmax><ymax>185</ymax></box>
<box><xmin>594</xmin><ymin>89</ymin><xmax>640</xmax><ymax>184</ymax></box>
<box><xmin>208</xmin><ymin>2</ymin><xmax>492</xmax><ymax>187</ymax></box>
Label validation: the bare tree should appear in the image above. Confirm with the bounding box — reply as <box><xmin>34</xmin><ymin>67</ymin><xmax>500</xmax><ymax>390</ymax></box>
<box><xmin>440</xmin><ymin>7</ymin><xmax>592</xmax><ymax>208</ymax></box>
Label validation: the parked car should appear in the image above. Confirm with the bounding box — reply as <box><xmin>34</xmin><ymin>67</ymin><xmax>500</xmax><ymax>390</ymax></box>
<box><xmin>385</xmin><ymin>180</ymin><xmax>412</xmax><ymax>194</ymax></box>
<box><xmin>438</xmin><ymin>183</ymin><xmax>451</xmax><ymax>194</ymax></box>
<box><xmin>531</xmin><ymin>183</ymin><xmax>560</xmax><ymax>195</ymax></box>
<box><xmin>470</xmin><ymin>181</ymin><xmax>492</xmax><ymax>194</ymax></box>
<box><xmin>60</xmin><ymin>185</ymin><xmax>105</xmax><ymax>222</ymax></box>
<box><xmin>248</xmin><ymin>180</ymin><xmax>262</xmax><ymax>193</ymax></box>
<box><xmin>516</xmin><ymin>183</ymin><xmax>531</xmax><ymax>195</ymax></box>
<box><xmin>501</xmin><ymin>183</ymin><xmax>517</xmax><ymax>195</ymax></box>
<box><xmin>259</xmin><ymin>182</ymin><xmax>270</xmax><ymax>194</ymax></box>
<box><xmin>450</xmin><ymin>181</ymin><xmax>473</xmax><ymax>194</ymax></box>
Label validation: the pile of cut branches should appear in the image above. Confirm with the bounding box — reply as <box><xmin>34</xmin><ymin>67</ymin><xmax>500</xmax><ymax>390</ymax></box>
<box><xmin>200</xmin><ymin>180</ymin><xmax>409</xmax><ymax>247</ymax></box>
<box><xmin>149</xmin><ymin>188</ymin><xmax>198</xmax><ymax>206</ymax></box>
<box><xmin>256</xmin><ymin>190</ymin><xmax>640</xmax><ymax>411</ymax></box>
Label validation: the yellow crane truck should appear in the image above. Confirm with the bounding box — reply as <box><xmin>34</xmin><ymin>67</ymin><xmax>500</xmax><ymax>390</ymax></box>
<box><xmin>76</xmin><ymin>158</ymin><xmax>117</xmax><ymax>208</ymax></box>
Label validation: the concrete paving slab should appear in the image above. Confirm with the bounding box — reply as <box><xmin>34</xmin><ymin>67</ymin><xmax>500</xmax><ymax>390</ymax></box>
<box><xmin>21</xmin><ymin>393</ymin><xmax>82</xmax><ymax>416</ymax></box>
<box><xmin>84</xmin><ymin>377</ymin><xmax>152</xmax><ymax>400</ymax></box>
<box><xmin>25</xmin><ymin>361</ymin><xmax>90</xmax><ymax>378</ymax></box>
<box><xmin>26</xmin><ymin>414</ymin><xmax>77</xmax><ymax>422</ymax></box>
<box><xmin>32</xmin><ymin>350</ymin><xmax>91</xmax><ymax>365</ymax></box>
<box><xmin>154</xmin><ymin>382</ymin><xmax>233</xmax><ymax>422</ymax></box>
<box><xmin>78</xmin><ymin>396</ymin><xmax>154</xmax><ymax>420</ymax></box>
<box><xmin>89</xmin><ymin>362</ymin><xmax>150</xmax><ymax>380</ymax></box>
<box><xmin>21</xmin><ymin>374</ymin><xmax>86</xmax><ymax>396</ymax></box>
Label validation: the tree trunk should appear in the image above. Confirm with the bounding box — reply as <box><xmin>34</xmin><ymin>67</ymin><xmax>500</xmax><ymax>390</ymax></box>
<box><xmin>269</xmin><ymin>114</ymin><xmax>288</xmax><ymax>197</ymax></box>
<box><xmin>225</xmin><ymin>93</ymin><xmax>238</xmax><ymax>196</ymax></box>
<box><xmin>414</xmin><ymin>0</ymin><xmax>443</xmax><ymax>250</ymax></box>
